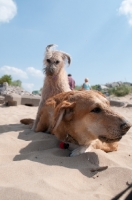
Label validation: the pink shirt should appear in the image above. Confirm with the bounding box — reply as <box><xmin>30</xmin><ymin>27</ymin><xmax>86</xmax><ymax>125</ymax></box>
<box><xmin>68</xmin><ymin>76</ymin><xmax>75</xmax><ymax>90</ymax></box>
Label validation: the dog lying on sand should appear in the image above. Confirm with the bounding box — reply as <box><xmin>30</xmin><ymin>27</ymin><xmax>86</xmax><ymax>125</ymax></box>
<box><xmin>32</xmin><ymin>44</ymin><xmax>71</xmax><ymax>131</ymax></box>
<box><xmin>21</xmin><ymin>90</ymin><xmax>131</xmax><ymax>156</ymax></box>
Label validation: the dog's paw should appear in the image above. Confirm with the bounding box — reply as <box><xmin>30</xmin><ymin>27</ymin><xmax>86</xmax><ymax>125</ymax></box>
<box><xmin>70</xmin><ymin>146</ymin><xmax>90</xmax><ymax>157</ymax></box>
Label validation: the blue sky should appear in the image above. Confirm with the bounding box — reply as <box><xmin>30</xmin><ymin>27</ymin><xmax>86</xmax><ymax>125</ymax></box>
<box><xmin>0</xmin><ymin>0</ymin><xmax>132</xmax><ymax>92</ymax></box>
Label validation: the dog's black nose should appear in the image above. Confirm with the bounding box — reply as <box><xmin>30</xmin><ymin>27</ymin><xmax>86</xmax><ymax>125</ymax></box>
<box><xmin>120</xmin><ymin>121</ymin><xmax>131</xmax><ymax>133</ymax></box>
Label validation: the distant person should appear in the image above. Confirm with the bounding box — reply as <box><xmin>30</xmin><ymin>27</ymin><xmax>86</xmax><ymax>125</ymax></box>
<box><xmin>68</xmin><ymin>74</ymin><xmax>75</xmax><ymax>90</ymax></box>
<box><xmin>82</xmin><ymin>78</ymin><xmax>91</xmax><ymax>90</ymax></box>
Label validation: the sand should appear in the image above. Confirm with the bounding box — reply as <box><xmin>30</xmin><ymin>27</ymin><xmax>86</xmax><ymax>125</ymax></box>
<box><xmin>0</xmin><ymin>96</ymin><xmax>132</xmax><ymax>200</ymax></box>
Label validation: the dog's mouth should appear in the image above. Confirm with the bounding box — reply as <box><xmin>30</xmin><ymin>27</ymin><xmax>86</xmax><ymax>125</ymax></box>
<box><xmin>43</xmin><ymin>67</ymin><xmax>56</xmax><ymax>76</ymax></box>
<box><xmin>46</xmin><ymin>71</ymin><xmax>54</xmax><ymax>76</ymax></box>
<box><xmin>98</xmin><ymin>135</ymin><xmax>122</xmax><ymax>143</ymax></box>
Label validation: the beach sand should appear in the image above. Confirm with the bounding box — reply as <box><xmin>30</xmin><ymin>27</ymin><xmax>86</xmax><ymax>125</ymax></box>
<box><xmin>0</xmin><ymin>96</ymin><xmax>132</xmax><ymax>200</ymax></box>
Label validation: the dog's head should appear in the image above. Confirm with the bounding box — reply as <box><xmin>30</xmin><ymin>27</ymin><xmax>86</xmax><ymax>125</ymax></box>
<box><xmin>51</xmin><ymin>90</ymin><xmax>131</xmax><ymax>146</ymax></box>
<box><xmin>43</xmin><ymin>44</ymin><xmax>71</xmax><ymax>76</ymax></box>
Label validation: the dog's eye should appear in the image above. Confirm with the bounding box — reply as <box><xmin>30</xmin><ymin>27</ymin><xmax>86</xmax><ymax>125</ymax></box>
<box><xmin>47</xmin><ymin>59</ymin><xmax>51</xmax><ymax>63</ymax></box>
<box><xmin>55</xmin><ymin>60</ymin><xmax>59</xmax><ymax>64</ymax></box>
<box><xmin>91</xmin><ymin>107</ymin><xmax>101</xmax><ymax>113</ymax></box>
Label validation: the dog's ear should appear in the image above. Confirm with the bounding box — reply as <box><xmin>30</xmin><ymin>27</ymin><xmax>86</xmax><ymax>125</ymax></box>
<box><xmin>53</xmin><ymin>101</ymin><xmax>76</xmax><ymax>130</ymax></box>
<box><xmin>46</xmin><ymin>44</ymin><xmax>57</xmax><ymax>51</ymax></box>
<box><xmin>60</xmin><ymin>101</ymin><xmax>76</xmax><ymax>121</ymax></box>
<box><xmin>61</xmin><ymin>52</ymin><xmax>71</xmax><ymax>65</ymax></box>
<box><xmin>95</xmin><ymin>91</ymin><xmax>110</xmax><ymax>106</ymax></box>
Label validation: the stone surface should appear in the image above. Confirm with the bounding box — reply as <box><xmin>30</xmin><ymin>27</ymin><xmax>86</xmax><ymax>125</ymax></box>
<box><xmin>0</xmin><ymin>83</ymin><xmax>41</xmax><ymax>106</ymax></box>
<box><xmin>109</xmin><ymin>100</ymin><xmax>125</xmax><ymax>107</ymax></box>
<box><xmin>21</xmin><ymin>95</ymin><xmax>40</xmax><ymax>106</ymax></box>
<box><xmin>1</xmin><ymin>85</ymin><xmax>40</xmax><ymax>97</ymax></box>
<box><xmin>4</xmin><ymin>94</ymin><xmax>21</xmax><ymax>106</ymax></box>
<box><xmin>125</xmin><ymin>103</ymin><xmax>132</xmax><ymax>107</ymax></box>
<box><xmin>0</xmin><ymin>96</ymin><xmax>5</xmax><ymax>104</ymax></box>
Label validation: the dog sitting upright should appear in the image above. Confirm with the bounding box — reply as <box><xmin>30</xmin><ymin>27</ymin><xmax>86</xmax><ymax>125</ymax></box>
<box><xmin>31</xmin><ymin>90</ymin><xmax>131</xmax><ymax>156</ymax></box>
<box><xmin>31</xmin><ymin>44</ymin><xmax>71</xmax><ymax>131</ymax></box>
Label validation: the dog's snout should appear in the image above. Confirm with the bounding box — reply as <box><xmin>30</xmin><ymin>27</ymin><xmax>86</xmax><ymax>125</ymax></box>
<box><xmin>120</xmin><ymin>121</ymin><xmax>131</xmax><ymax>132</ymax></box>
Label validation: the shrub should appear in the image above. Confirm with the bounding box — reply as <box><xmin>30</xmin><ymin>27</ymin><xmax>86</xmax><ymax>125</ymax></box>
<box><xmin>91</xmin><ymin>84</ymin><xmax>101</xmax><ymax>91</ymax></box>
<box><xmin>108</xmin><ymin>85</ymin><xmax>132</xmax><ymax>97</ymax></box>
<box><xmin>11</xmin><ymin>80</ymin><xmax>22</xmax><ymax>87</ymax></box>
<box><xmin>0</xmin><ymin>75</ymin><xmax>12</xmax><ymax>85</ymax></box>
<box><xmin>75</xmin><ymin>85</ymin><xmax>82</xmax><ymax>90</ymax></box>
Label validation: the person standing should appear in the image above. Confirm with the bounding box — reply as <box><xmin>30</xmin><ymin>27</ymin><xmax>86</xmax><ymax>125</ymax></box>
<box><xmin>82</xmin><ymin>78</ymin><xmax>91</xmax><ymax>90</ymax></box>
<box><xmin>68</xmin><ymin>74</ymin><xmax>75</xmax><ymax>90</ymax></box>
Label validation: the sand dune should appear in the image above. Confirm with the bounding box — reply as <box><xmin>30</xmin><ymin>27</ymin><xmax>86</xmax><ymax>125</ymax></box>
<box><xmin>0</xmin><ymin>98</ymin><xmax>132</xmax><ymax>200</ymax></box>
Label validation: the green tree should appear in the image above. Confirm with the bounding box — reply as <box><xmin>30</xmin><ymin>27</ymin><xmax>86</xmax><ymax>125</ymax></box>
<box><xmin>11</xmin><ymin>80</ymin><xmax>22</xmax><ymax>87</ymax></box>
<box><xmin>91</xmin><ymin>84</ymin><xmax>101</xmax><ymax>91</ymax></box>
<box><xmin>0</xmin><ymin>75</ymin><xmax>12</xmax><ymax>84</ymax></box>
<box><xmin>75</xmin><ymin>85</ymin><xmax>82</xmax><ymax>90</ymax></box>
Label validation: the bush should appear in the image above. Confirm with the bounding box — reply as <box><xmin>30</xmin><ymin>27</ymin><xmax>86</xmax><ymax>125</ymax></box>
<box><xmin>11</xmin><ymin>80</ymin><xmax>22</xmax><ymax>87</ymax></box>
<box><xmin>75</xmin><ymin>85</ymin><xmax>82</xmax><ymax>90</ymax></box>
<box><xmin>108</xmin><ymin>85</ymin><xmax>132</xmax><ymax>97</ymax></box>
<box><xmin>0</xmin><ymin>75</ymin><xmax>12</xmax><ymax>85</ymax></box>
<box><xmin>91</xmin><ymin>84</ymin><xmax>101</xmax><ymax>91</ymax></box>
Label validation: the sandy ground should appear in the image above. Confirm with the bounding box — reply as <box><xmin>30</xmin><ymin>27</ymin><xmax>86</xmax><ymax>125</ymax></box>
<box><xmin>0</xmin><ymin>95</ymin><xmax>132</xmax><ymax>200</ymax></box>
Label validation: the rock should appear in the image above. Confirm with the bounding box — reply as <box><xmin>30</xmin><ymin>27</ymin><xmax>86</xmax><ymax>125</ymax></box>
<box><xmin>125</xmin><ymin>104</ymin><xmax>132</xmax><ymax>108</ymax></box>
<box><xmin>0</xmin><ymin>83</ymin><xmax>41</xmax><ymax>97</ymax></box>
<box><xmin>0</xmin><ymin>82</ymin><xmax>7</xmax><ymax>94</ymax></box>
<box><xmin>0</xmin><ymin>83</ymin><xmax>41</xmax><ymax>106</ymax></box>
<box><xmin>109</xmin><ymin>100</ymin><xmax>125</xmax><ymax>107</ymax></box>
<box><xmin>105</xmin><ymin>81</ymin><xmax>123</xmax><ymax>88</ymax></box>
<box><xmin>100</xmin><ymin>85</ymin><xmax>108</xmax><ymax>90</ymax></box>
<box><xmin>0</xmin><ymin>96</ymin><xmax>5</xmax><ymax>104</ymax></box>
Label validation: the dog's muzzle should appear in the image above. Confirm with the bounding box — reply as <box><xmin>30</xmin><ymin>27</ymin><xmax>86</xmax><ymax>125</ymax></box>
<box><xmin>120</xmin><ymin>121</ymin><xmax>131</xmax><ymax>134</ymax></box>
<box><xmin>98</xmin><ymin>136</ymin><xmax>122</xmax><ymax>143</ymax></box>
<box><xmin>99</xmin><ymin>120</ymin><xmax>131</xmax><ymax>143</ymax></box>
<box><xmin>44</xmin><ymin>65</ymin><xmax>56</xmax><ymax>76</ymax></box>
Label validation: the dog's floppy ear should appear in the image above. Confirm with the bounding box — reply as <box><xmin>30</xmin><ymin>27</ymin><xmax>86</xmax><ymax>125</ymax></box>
<box><xmin>61</xmin><ymin>52</ymin><xmax>71</xmax><ymax>65</ymax></box>
<box><xmin>95</xmin><ymin>91</ymin><xmax>110</xmax><ymax>106</ymax></box>
<box><xmin>53</xmin><ymin>101</ymin><xmax>76</xmax><ymax>130</ymax></box>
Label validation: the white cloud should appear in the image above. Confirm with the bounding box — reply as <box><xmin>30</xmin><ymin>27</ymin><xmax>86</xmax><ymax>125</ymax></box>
<box><xmin>22</xmin><ymin>83</ymin><xmax>34</xmax><ymax>92</ymax></box>
<box><xmin>0</xmin><ymin>0</ymin><xmax>17</xmax><ymax>23</ymax></box>
<box><xmin>0</xmin><ymin>66</ymin><xmax>28</xmax><ymax>79</ymax></box>
<box><xmin>118</xmin><ymin>0</ymin><xmax>132</xmax><ymax>25</ymax></box>
<box><xmin>26</xmin><ymin>67</ymin><xmax>43</xmax><ymax>78</ymax></box>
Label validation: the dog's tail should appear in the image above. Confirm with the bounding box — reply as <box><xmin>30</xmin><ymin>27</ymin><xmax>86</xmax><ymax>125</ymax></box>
<box><xmin>20</xmin><ymin>118</ymin><xmax>34</xmax><ymax>125</ymax></box>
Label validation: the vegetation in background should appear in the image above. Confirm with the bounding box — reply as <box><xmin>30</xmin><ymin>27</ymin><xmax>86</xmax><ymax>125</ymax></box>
<box><xmin>91</xmin><ymin>84</ymin><xmax>101</xmax><ymax>91</ymax></box>
<box><xmin>75</xmin><ymin>83</ymin><xmax>132</xmax><ymax>97</ymax></box>
<box><xmin>108</xmin><ymin>84</ymin><xmax>132</xmax><ymax>97</ymax></box>
<box><xmin>0</xmin><ymin>74</ymin><xmax>132</xmax><ymax>97</ymax></box>
<box><xmin>0</xmin><ymin>75</ymin><xmax>12</xmax><ymax>85</ymax></box>
<box><xmin>75</xmin><ymin>85</ymin><xmax>82</xmax><ymax>90</ymax></box>
<box><xmin>32</xmin><ymin>90</ymin><xmax>41</xmax><ymax>95</ymax></box>
<box><xmin>0</xmin><ymin>75</ymin><xmax>22</xmax><ymax>87</ymax></box>
<box><xmin>10</xmin><ymin>80</ymin><xmax>22</xmax><ymax>87</ymax></box>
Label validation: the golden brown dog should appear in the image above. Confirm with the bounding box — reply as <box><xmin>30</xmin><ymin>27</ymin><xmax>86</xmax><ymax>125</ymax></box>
<box><xmin>21</xmin><ymin>90</ymin><xmax>131</xmax><ymax>156</ymax></box>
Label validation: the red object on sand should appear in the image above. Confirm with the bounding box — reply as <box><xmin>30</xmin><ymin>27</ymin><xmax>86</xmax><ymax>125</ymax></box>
<box><xmin>59</xmin><ymin>142</ymin><xmax>65</xmax><ymax>149</ymax></box>
<box><xmin>59</xmin><ymin>142</ymin><xmax>69</xmax><ymax>149</ymax></box>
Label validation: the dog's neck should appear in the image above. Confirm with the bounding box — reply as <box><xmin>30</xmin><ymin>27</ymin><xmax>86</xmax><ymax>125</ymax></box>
<box><xmin>42</xmin><ymin>70</ymin><xmax>71</xmax><ymax>99</ymax></box>
<box><xmin>52</xmin><ymin>75</ymin><xmax>58</xmax><ymax>81</ymax></box>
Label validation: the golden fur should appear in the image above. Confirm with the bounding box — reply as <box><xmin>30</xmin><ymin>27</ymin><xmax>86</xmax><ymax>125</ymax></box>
<box><xmin>21</xmin><ymin>90</ymin><xmax>131</xmax><ymax>156</ymax></box>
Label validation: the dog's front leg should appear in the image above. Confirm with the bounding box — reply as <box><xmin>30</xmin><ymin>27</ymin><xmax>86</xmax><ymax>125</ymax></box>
<box><xmin>70</xmin><ymin>145</ymin><xmax>93</xmax><ymax>157</ymax></box>
<box><xmin>32</xmin><ymin>99</ymin><xmax>44</xmax><ymax>131</ymax></box>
